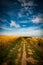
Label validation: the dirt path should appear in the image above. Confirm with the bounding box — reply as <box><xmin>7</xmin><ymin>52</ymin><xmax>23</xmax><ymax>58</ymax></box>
<box><xmin>21</xmin><ymin>41</ymin><xmax>26</xmax><ymax>65</ymax></box>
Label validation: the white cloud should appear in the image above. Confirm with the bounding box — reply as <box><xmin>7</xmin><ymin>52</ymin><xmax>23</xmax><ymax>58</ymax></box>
<box><xmin>21</xmin><ymin>0</ymin><xmax>37</xmax><ymax>7</ymax></box>
<box><xmin>24</xmin><ymin>7</ymin><xmax>28</xmax><ymax>10</ymax></box>
<box><xmin>18</xmin><ymin>0</ymin><xmax>25</xmax><ymax>3</ymax></box>
<box><xmin>27</xmin><ymin>1</ymin><xmax>34</xmax><ymax>6</ymax></box>
<box><xmin>1</xmin><ymin>26</ymin><xmax>43</xmax><ymax>37</ymax></box>
<box><xmin>1</xmin><ymin>29</ymin><xmax>43</xmax><ymax>37</ymax></box>
<box><xmin>10</xmin><ymin>20</ymin><xmax>20</xmax><ymax>28</ymax></box>
<box><xmin>32</xmin><ymin>17</ymin><xmax>41</xmax><ymax>23</ymax></box>
<box><xmin>0</xmin><ymin>26</ymin><xmax>12</xmax><ymax>31</ymax></box>
<box><xmin>32</xmin><ymin>14</ymin><xmax>43</xmax><ymax>23</ymax></box>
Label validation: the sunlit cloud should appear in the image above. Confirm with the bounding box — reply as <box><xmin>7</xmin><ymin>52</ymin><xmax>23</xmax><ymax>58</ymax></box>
<box><xmin>0</xmin><ymin>26</ymin><xmax>43</xmax><ymax>37</ymax></box>
<box><xmin>32</xmin><ymin>17</ymin><xmax>42</xmax><ymax>23</ymax></box>
<box><xmin>32</xmin><ymin>14</ymin><xmax>43</xmax><ymax>23</ymax></box>
<box><xmin>10</xmin><ymin>20</ymin><xmax>20</xmax><ymax>28</ymax></box>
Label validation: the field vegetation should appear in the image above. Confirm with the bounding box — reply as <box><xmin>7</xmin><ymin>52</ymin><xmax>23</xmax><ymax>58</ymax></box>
<box><xmin>0</xmin><ymin>36</ymin><xmax>43</xmax><ymax>65</ymax></box>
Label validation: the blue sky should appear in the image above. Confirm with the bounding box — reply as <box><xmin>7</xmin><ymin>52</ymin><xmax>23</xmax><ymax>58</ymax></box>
<box><xmin>0</xmin><ymin>0</ymin><xmax>43</xmax><ymax>37</ymax></box>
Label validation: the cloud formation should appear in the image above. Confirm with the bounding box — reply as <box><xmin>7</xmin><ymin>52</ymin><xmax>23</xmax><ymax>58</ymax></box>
<box><xmin>10</xmin><ymin>20</ymin><xmax>20</xmax><ymax>28</ymax></box>
<box><xmin>0</xmin><ymin>0</ymin><xmax>43</xmax><ymax>37</ymax></box>
<box><xmin>0</xmin><ymin>26</ymin><xmax>43</xmax><ymax>37</ymax></box>
<box><xmin>18</xmin><ymin>0</ymin><xmax>37</xmax><ymax>7</ymax></box>
<box><xmin>32</xmin><ymin>14</ymin><xmax>43</xmax><ymax>23</ymax></box>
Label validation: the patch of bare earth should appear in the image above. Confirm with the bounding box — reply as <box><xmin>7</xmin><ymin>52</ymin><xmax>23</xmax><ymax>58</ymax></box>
<box><xmin>27</xmin><ymin>57</ymin><xmax>38</xmax><ymax>64</ymax></box>
<box><xmin>18</xmin><ymin>53</ymin><xmax>21</xmax><ymax>58</ymax></box>
<box><xmin>18</xmin><ymin>48</ymin><xmax>21</xmax><ymax>52</ymax></box>
<box><xmin>28</xmin><ymin>46</ymin><xmax>30</xmax><ymax>48</ymax></box>
<box><xmin>21</xmin><ymin>43</ymin><xmax>27</xmax><ymax>65</ymax></box>
<box><xmin>28</xmin><ymin>49</ymin><xmax>33</xmax><ymax>55</ymax></box>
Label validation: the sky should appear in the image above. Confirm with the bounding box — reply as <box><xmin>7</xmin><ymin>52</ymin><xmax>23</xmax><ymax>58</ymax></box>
<box><xmin>0</xmin><ymin>0</ymin><xmax>43</xmax><ymax>37</ymax></box>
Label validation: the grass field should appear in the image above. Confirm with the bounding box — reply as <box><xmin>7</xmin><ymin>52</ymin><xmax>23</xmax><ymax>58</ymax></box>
<box><xmin>0</xmin><ymin>36</ymin><xmax>43</xmax><ymax>65</ymax></box>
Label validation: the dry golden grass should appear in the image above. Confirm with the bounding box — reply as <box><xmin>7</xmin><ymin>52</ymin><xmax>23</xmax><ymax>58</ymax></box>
<box><xmin>0</xmin><ymin>35</ymin><xmax>19</xmax><ymax>44</ymax></box>
<box><xmin>0</xmin><ymin>36</ymin><xmax>43</xmax><ymax>47</ymax></box>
